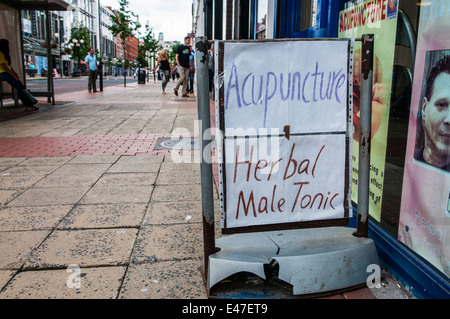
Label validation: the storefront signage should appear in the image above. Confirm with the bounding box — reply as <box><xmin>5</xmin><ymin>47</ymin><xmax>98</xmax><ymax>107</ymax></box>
<box><xmin>338</xmin><ymin>0</ymin><xmax>399</xmax><ymax>222</ymax></box>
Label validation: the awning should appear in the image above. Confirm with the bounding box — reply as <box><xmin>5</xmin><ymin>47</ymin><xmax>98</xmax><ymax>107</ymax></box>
<box><xmin>23</xmin><ymin>36</ymin><xmax>61</xmax><ymax>56</ymax></box>
<box><xmin>0</xmin><ymin>0</ymin><xmax>73</xmax><ymax>11</ymax></box>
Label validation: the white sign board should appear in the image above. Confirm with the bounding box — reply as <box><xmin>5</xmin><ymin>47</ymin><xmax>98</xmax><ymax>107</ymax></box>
<box><xmin>216</xmin><ymin>40</ymin><xmax>352</xmax><ymax>231</ymax></box>
<box><xmin>223</xmin><ymin>41</ymin><xmax>349</xmax><ymax>135</ymax></box>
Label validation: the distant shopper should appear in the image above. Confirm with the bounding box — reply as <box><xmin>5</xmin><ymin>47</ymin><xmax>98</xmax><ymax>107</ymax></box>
<box><xmin>171</xmin><ymin>66</ymin><xmax>177</xmax><ymax>82</ymax></box>
<box><xmin>174</xmin><ymin>36</ymin><xmax>191</xmax><ymax>97</ymax></box>
<box><xmin>0</xmin><ymin>38</ymin><xmax>38</xmax><ymax>110</ymax></box>
<box><xmin>85</xmin><ymin>48</ymin><xmax>98</xmax><ymax>93</ymax></box>
<box><xmin>208</xmin><ymin>43</ymin><xmax>214</xmax><ymax>94</ymax></box>
<box><xmin>154</xmin><ymin>50</ymin><xmax>172</xmax><ymax>94</ymax></box>
<box><xmin>188</xmin><ymin>48</ymin><xmax>195</xmax><ymax>94</ymax></box>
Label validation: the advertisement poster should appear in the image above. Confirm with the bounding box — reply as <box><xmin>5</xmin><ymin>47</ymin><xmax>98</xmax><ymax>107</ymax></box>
<box><xmin>398</xmin><ymin>0</ymin><xmax>450</xmax><ymax>278</ymax></box>
<box><xmin>338</xmin><ymin>0</ymin><xmax>399</xmax><ymax>221</ymax></box>
<box><xmin>219</xmin><ymin>40</ymin><xmax>351</xmax><ymax>230</ymax></box>
<box><xmin>35</xmin><ymin>55</ymin><xmax>48</xmax><ymax>75</ymax></box>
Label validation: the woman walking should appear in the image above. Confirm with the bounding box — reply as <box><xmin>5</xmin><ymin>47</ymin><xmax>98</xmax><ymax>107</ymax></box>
<box><xmin>154</xmin><ymin>50</ymin><xmax>172</xmax><ymax>94</ymax></box>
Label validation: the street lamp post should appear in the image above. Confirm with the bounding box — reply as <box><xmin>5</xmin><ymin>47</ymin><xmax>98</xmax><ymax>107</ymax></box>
<box><xmin>136</xmin><ymin>15</ymin><xmax>141</xmax><ymax>83</ymax></box>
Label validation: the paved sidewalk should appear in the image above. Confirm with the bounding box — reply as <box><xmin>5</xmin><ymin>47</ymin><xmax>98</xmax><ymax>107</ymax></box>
<box><xmin>0</xmin><ymin>79</ymin><xmax>407</xmax><ymax>299</ymax></box>
<box><xmin>0</xmin><ymin>80</ymin><xmax>213</xmax><ymax>299</ymax></box>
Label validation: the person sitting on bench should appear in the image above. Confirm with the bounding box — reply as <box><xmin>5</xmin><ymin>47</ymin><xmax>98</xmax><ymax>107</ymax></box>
<box><xmin>0</xmin><ymin>39</ymin><xmax>38</xmax><ymax>111</ymax></box>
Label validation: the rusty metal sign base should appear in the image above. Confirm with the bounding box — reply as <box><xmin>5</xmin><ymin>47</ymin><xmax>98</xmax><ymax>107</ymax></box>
<box><xmin>208</xmin><ymin>227</ymin><xmax>379</xmax><ymax>296</ymax></box>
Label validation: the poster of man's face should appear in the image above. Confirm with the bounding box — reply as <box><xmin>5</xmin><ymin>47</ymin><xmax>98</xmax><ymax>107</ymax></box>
<box><xmin>414</xmin><ymin>50</ymin><xmax>450</xmax><ymax>172</ymax></box>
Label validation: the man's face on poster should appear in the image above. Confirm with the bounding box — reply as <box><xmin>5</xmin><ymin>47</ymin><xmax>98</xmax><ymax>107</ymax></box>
<box><xmin>422</xmin><ymin>72</ymin><xmax>450</xmax><ymax>162</ymax></box>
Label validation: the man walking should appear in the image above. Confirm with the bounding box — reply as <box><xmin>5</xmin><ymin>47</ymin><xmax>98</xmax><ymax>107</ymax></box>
<box><xmin>85</xmin><ymin>48</ymin><xmax>98</xmax><ymax>93</ymax></box>
<box><xmin>174</xmin><ymin>36</ymin><xmax>191</xmax><ymax>97</ymax></box>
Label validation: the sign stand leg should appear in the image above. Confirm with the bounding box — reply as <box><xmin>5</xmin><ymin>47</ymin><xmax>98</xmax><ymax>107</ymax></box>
<box><xmin>195</xmin><ymin>36</ymin><xmax>216</xmax><ymax>291</ymax></box>
<box><xmin>356</xmin><ymin>34</ymin><xmax>374</xmax><ymax>238</ymax></box>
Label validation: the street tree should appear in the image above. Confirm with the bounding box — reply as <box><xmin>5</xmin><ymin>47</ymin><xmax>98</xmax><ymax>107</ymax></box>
<box><xmin>68</xmin><ymin>23</ymin><xmax>90</xmax><ymax>70</ymax></box>
<box><xmin>108</xmin><ymin>0</ymin><xmax>139</xmax><ymax>87</ymax></box>
<box><xmin>139</xmin><ymin>23</ymin><xmax>162</xmax><ymax>71</ymax></box>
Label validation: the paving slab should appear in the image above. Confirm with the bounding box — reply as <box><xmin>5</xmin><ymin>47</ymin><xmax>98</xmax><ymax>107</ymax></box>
<box><xmin>143</xmin><ymin>200</ymin><xmax>222</xmax><ymax>226</ymax></box>
<box><xmin>58</xmin><ymin>203</ymin><xmax>147</xmax><ymax>229</ymax></box>
<box><xmin>119</xmin><ymin>260</ymin><xmax>206</xmax><ymax>299</ymax></box>
<box><xmin>68</xmin><ymin>155</ymin><xmax>120</xmax><ymax>164</ymax></box>
<box><xmin>156</xmin><ymin>170</ymin><xmax>201</xmax><ymax>185</ymax></box>
<box><xmin>143</xmin><ymin>201</ymin><xmax>204</xmax><ymax>225</ymax></box>
<box><xmin>79</xmin><ymin>184</ymin><xmax>154</xmax><ymax>205</ymax></box>
<box><xmin>96</xmin><ymin>172</ymin><xmax>157</xmax><ymax>187</ymax></box>
<box><xmin>7</xmin><ymin>187</ymin><xmax>90</xmax><ymax>207</ymax></box>
<box><xmin>107</xmin><ymin>159</ymin><xmax>162</xmax><ymax>173</ymax></box>
<box><xmin>19</xmin><ymin>157</ymin><xmax>73</xmax><ymax>166</ymax></box>
<box><xmin>0</xmin><ymin>270</ymin><xmax>16</xmax><ymax>291</ymax></box>
<box><xmin>34</xmin><ymin>163</ymin><xmax>111</xmax><ymax>187</ymax></box>
<box><xmin>0</xmin><ymin>175</ymin><xmax>44</xmax><ymax>189</ymax></box>
<box><xmin>0</xmin><ymin>205</ymin><xmax>72</xmax><ymax>231</ymax></box>
<box><xmin>2</xmin><ymin>165</ymin><xmax>61</xmax><ymax>176</ymax></box>
<box><xmin>0</xmin><ymin>157</ymin><xmax>27</xmax><ymax>166</ymax></box>
<box><xmin>151</xmin><ymin>184</ymin><xmax>202</xmax><ymax>202</ymax></box>
<box><xmin>0</xmin><ymin>266</ymin><xmax>126</xmax><ymax>299</ymax></box>
<box><xmin>0</xmin><ymin>231</ymin><xmax>50</xmax><ymax>269</ymax></box>
<box><xmin>132</xmin><ymin>224</ymin><xmax>204</xmax><ymax>263</ymax></box>
<box><xmin>0</xmin><ymin>189</ymin><xmax>24</xmax><ymax>206</ymax></box>
<box><xmin>24</xmin><ymin>228</ymin><xmax>138</xmax><ymax>269</ymax></box>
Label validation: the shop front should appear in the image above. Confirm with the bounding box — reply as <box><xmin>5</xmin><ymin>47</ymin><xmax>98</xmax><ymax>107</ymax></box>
<box><xmin>284</xmin><ymin>0</ymin><xmax>450</xmax><ymax>298</ymax></box>
<box><xmin>204</xmin><ymin>0</ymin><xmax>449</xmax><ymax>298</ymax></box>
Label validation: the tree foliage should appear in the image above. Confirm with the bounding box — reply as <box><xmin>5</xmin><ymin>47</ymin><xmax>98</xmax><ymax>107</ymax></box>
<box><xmin>68</xmin><ymin>23</ymin><xmax>90</xmax><ymax>67</ymax></box>
<box><xmin>108</xmin><ymin>0</ymin><xmax>138</xmax><ymax>43</ymax></box>
<box><xmin>108</xmin><ymin>0</ymin><xmax>139</xmax><ymax>85</ymax></box>
<box><xmin>139</xmin><ymin>23</ymin><xmax>162</xmax><ymax>68</ymax></box>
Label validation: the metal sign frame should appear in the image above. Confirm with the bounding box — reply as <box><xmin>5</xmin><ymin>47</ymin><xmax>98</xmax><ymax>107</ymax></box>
<box><xmin>215</xmin><ymin>38</ymin><xmax>355</xmax><ymax>235</ymax></box>
<box><xmin>195</xmin><ymin>35</ymin><xmax>374</xmax><ymax>280</ymax></box>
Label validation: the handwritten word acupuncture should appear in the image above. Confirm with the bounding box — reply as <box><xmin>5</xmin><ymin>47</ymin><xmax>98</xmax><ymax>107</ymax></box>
<box><xmin>225</xmin><ymin>61</ymin><xmax>347</xmax><ymax>127</ymax></box>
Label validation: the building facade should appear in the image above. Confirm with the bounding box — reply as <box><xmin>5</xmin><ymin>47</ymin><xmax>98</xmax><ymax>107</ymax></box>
<box><xmin>20</xmin><ymin>1</ymin><xmax>131</xmax><ymax>77</ymax></box>
<box><xmin>22</xmin><ymin>10</ymin><xmax>67</xmax><ymax>76</ymax></box>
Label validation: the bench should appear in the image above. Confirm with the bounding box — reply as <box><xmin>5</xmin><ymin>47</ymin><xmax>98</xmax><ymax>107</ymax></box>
<box><xmin>0</xmin><ymin>79</ymin><xmax>19</xmax><ymax>108</ymax></box>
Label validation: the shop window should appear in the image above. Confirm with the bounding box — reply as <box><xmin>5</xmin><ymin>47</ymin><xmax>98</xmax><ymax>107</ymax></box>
<box><xmin>256</xmin><ymin>0</ymin><xmax>267</xmax><ymax>39</ymax></box>
<box><xmin>293</xmin><ymin>0</ymin><xmax>317</xmax><ymax>33</ymax></box>
<box><xmin>379</xmin><ymin>4</ymin><xmax>418</xmax><ymax>236</ymax></box>
<box><xmin>276</xmin><ymin>0</ymin><xmax>318</xmax><ymax>38</ymax></box>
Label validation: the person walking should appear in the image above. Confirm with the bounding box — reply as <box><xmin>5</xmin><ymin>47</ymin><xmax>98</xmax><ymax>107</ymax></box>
<box><xmin>0</xmin><ymin>38</ymin><xmax>38</xmax><ymax>110</ymax></box>
<box><xmin>174</xmin><ymin>36</ymin><xmax>191</xmax><ymax>97</ymax></box>
<box><xmin>85</xmin><ymin>48</ymin><xmax>98</xmax><ymax>93</ymax></box>
<box><xmin>188</xmin><ymin>49</ymin><xmax>195</xmax><ymax>94</ymax></box>
<box><xmin>208</xmin><ymin>44</ymin><xmax>214</xmax><ymax>97</ymax></box>
<box><xmin>154</xmin><ymin>50</ymin><xmax>172</xmax><ymax>94</ymax></box>
<box><xmin>171</xmin><ymin>66</ymin><xmax>176</xmax><ymax>82</ymax></box>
